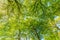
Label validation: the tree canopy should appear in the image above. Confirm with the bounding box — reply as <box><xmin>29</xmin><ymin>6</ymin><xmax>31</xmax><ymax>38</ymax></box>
<box><xmin>0</xmin><ymin>0</ymin><xmax>60</xmax><ymax>40</ymax></box>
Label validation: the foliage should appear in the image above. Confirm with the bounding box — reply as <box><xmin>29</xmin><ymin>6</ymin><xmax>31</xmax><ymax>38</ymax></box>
<box><xmin>0</xmin><ymin>0</ymin><xmax>60</xmax><ymax>40</ymax></box>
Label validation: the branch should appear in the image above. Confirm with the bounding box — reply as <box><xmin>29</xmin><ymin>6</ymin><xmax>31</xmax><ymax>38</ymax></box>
<box><xmin>32</xmin><ymin>26</ymin><xmax>41</xmax><ymax>40</ymax></box>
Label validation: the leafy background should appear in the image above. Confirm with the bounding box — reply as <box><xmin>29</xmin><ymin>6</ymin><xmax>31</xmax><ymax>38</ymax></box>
<box><xmin>0</xmin><ymin>0</ymin><xmax>60</xmax><ymax>40</ymax></box>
